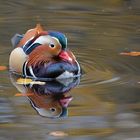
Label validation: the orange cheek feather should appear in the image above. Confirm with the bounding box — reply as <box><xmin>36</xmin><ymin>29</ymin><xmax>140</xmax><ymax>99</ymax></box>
<box><xmin>27</xmin><ymin>45</ymin><xmax>61</xmax><ymax>67</ymax></box>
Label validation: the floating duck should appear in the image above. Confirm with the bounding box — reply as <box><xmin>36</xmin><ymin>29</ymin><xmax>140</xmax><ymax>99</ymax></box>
<box><xmin>9</xmin><ymin>24</ymin><xmax>81</xmax><ymax>80</ymax></box>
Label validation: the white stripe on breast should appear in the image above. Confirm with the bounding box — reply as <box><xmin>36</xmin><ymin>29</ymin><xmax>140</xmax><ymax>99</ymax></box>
<box><xmin>75</xmin><ymin>59</ymin><xmax>81</xmax><ymax>74</ymax></box>
<box><xmin>29</xmin><ymin>66</ymin><xmax>37</xmax><ymax>78</ymax></box>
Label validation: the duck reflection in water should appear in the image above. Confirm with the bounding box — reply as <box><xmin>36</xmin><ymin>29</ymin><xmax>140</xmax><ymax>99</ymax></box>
<box><xmin>10</xmin><ymin>73</ymin><xmax>80</xmax><ymax>118</ymax></box>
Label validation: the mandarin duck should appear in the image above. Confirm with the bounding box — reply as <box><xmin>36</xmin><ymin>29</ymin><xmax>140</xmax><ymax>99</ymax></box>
<box><xmin>10</xmin><ymin>73</ymin><xmax>79</xmax><ymax>118</ymax></box>
<box><xmin>9</xmin><ymin>24</ymin><xmax>81</xmax><ymax>80</ymax></box>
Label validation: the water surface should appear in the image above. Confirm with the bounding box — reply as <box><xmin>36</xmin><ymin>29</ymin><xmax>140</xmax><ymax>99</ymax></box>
<box><xmin>0</xmin><ymin>0</ymin><xmax>140</xmax><ymax>139</ymax></box>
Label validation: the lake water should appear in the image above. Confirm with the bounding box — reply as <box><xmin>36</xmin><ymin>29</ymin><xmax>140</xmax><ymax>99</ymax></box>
<box><xmin>0</xmin><ymin>0</ymin><xmax>140</xmax><ymax>140</ymax></box>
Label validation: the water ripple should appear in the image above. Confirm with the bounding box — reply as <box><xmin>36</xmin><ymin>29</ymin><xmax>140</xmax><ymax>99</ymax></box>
<box><xmin>0</xmin><ymin>98</ymin><xmax>16</xmax><ymax>123</ymax></box>
<box><xmin>75</xmin><ymin>46</ymin><xmax>140</xmax><ymax>87</ymax></box>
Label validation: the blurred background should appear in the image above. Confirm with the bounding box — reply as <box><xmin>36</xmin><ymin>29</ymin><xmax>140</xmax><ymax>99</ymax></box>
<box><xmin>0</xmin><ymin>0</ymin><xmax>140</xmax><ymax>140</ymax></box>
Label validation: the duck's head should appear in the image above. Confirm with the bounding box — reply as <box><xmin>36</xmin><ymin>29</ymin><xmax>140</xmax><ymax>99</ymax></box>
<box><xmin>24</xmin><ymin>30</ymin><xmax>75</xmax><ymax>68</ymax></box>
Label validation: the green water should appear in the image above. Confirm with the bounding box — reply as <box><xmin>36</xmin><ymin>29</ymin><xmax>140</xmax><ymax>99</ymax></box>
<box><xmin>0</xmin><ymin>0</ymin><xmax>140</xmax><ymax>139</ymax></box>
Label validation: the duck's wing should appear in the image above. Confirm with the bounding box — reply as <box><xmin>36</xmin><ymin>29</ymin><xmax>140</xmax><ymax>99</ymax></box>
<box><xmin>11</xmin><ymin>34</ymin><xmax>23</xmax><ymax>48</ymax></box>
<box><xmin>16</xmin><ymin>24</ymin><xmax>45</xmax><ymax>48</ymax></box>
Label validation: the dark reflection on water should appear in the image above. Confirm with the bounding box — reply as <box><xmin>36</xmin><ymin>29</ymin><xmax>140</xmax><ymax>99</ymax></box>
<box><xmin>10</xmin><ymin>72</ymin><xmax>80</xmax><ymax>118</ymax></box>
<box><xmin>0</xmin><ymin>0</ymin><xmax>140</xmax><ymax>139</ymax></box>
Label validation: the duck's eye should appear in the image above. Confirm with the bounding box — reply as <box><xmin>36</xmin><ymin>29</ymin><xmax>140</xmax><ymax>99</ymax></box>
<box><xmin>49</xmin><ymin>43</ymin><xmax>55</xmax><ymax>48</ymax></box>
<box><xmin>50</xmin><ymin>107</ymin><xmax>56</xmax><ymax>112</ymax></box>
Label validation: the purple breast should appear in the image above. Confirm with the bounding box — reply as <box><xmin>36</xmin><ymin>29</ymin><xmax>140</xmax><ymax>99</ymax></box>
<box><xmin>24</xmin><ymin>60</ymin><xmax>80</xmax><ymax>79</ymax></box>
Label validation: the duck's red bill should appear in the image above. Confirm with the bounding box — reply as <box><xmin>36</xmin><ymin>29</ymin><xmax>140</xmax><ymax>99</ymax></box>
<box><xmin>59</xmin><ymin>51</ymin><xmax>73</xmax><ymax>63</ymax></box>
<box><xmin>59</xmin><ymin>96</ymin><xmax>73</xmax><ymax>108</ymax></box>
